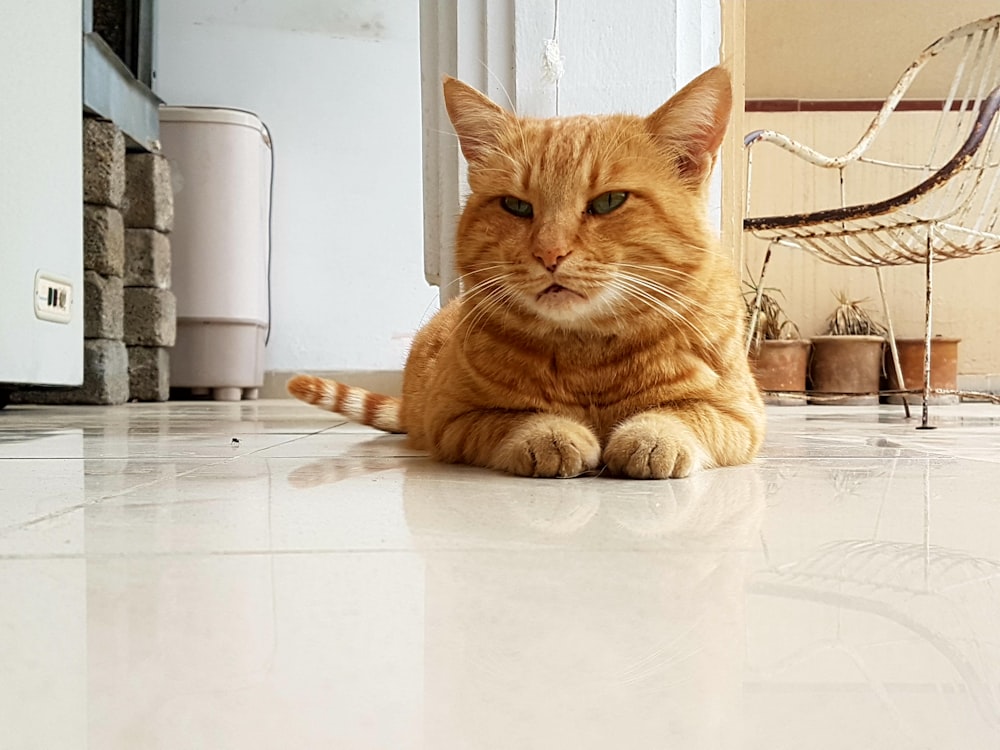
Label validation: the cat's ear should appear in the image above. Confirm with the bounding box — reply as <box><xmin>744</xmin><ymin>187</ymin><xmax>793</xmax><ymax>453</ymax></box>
<box><xmin>646</xmin><ymin>66</ymin><xmax>732</xmax><ymax>185</ymax></box>
<box><xmin>442</xmin><ymin>77</ymin><xmax>512</xmax><ymax>163</ymax></box>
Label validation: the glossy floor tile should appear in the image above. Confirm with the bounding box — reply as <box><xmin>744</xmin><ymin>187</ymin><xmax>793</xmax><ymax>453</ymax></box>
<box><xmin>2</xmin><ymin>400</ymin><xmax>1000</xmax><ymax>748</ymax></box>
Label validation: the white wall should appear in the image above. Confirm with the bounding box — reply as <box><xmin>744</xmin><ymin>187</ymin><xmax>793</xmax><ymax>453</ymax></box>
<box><xmin>154</xmin><ymin>0</ymin><xmax>432</xmax><ymax>373</ymax></box>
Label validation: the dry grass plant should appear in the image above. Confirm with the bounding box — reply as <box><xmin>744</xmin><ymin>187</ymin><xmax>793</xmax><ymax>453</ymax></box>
<box><xmin>744</xmin><ymin>281</ymin><xmax>800</xmax><ymax>352</ymax></box>
<box><xmin>824</xmin><ymin>292</ymin><xmax>887</xmax><ymax>336</ymax></box>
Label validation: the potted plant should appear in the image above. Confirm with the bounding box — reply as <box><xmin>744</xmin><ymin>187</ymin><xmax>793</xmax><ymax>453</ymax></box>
<box><xmin>882</xmin><ymin>335</ymin><xmax>961</xmax><ymax>405</ymax></box>
<box><xmin>745</xmin><ymin>284</ymin><xmax>811</xmax><ymax>405</ymax></box>
<box><xmin>809</xmin><ymin>292</ymin><xmax>886</xmax><ymax>406</ymax></box>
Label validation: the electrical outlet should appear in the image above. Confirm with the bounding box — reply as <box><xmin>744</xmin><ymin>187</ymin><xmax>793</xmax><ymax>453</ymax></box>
<box><xmin>34</xmin><ymin>272</ymin><xmax>73</xmax><ymax>324</ymax></box>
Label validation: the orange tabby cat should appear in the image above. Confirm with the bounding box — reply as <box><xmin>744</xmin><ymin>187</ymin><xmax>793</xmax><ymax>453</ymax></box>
<box><xmin>289</xmin><ymin>66</ymin><xmax>765</xmax><ymax>478</ymax></box>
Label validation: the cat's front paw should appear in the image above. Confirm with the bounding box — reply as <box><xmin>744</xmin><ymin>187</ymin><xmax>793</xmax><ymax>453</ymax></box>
<box><xmin>495</xmin><ymin>415</ymin><xmax>601</xmax><ymax>478</ymax></box>
<box><xmin>604</xmin><ymin>413</ymin><xmax>709</xmax><ymax>479</ymax></box>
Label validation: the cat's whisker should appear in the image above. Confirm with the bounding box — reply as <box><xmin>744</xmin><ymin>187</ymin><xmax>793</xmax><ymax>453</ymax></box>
<box><xmin>449</xmin><ymin>263</ymin><xmax>520</xmax><ymax>295</ymax></box>
<box><xmin>459</xmin><ymin>264</ymin><xmax>517</xmax><ymax>280</ymax></box>
<box><xmin>614</xmin><ymin>270</ymin><xmax>705</xmax><ymax>300</ymax></box>
<box><xmin>462</xmin><ymin>287</ymin><xmax>519</xmax><ymax>348</ymax></box>
<box><xmin>646</xmin><ymin>239</ymin><xmax>727</xmax><ymax>261</ymax></box>
<box><xmin>613</xmin><ymin>270</ymin><xmax>728</xmax><ymax>323</ymax></box>
<box><xmin>450</xmin><ymin>260</ymin><xmax>508</xmax><ymax>277</ymax></box>
<box><xmin>625</xmin><ymin>291</ymin><xmax>719</xmax><ymax>357</ymax></box>
<box><xmin>480</xmin><ymin>62</ymin><xmax>517</xmax><ymax>114</ymax></box>
<box><xmin>614</xmin><ymin>261</ymin><xmax>705</xmax><ymax>288</ymax></box>
<box><xmin>613</xmin><ymin>271</ymin><xmax>702</xmax><ymax>311</ymax></box>
<box><xmin>611</xmin><ymin>279</ymin><xmax>686</xmax><ymax>330</ymax></box>
<box><xmin>599</xmin><ymin>284</ymin><xmax>648</xmax><ymax>326</ymax></box>
<box><xmin>457</xmin><ymin>274</ymin><xmax>519</xmax><ymax>340</ymax></box>
<box><xmin>623</xmin><ymin>287</ymin><xmax>727</xmax><ymax>356</ymax></box>
<box><xmin>460</xmin><ymin>292</ymin><xmax>506</xmax><ymax>343</ymax></box>
<box><xmin>495</xmin><ymin>283</ymin><xmax>521</xmax><ymax>333</ymax></box>
<box><xmin>615</xmin><ymin>262</ymin><xmax>702</xmax><ymax>285</ymax></box>
<box><xmin>463</xmin><ymin>273</ymin><xmax>515</xmax><ymax>301</ymax></box>
<box><xmin>611</xmin><ymin>277</ymin><xmax>721</xmax><ymax>356</ymax></box>
<box><xmin>437</xmin><ymin>274</ymin><xmax>468</xmax><ymax>297</ymax></box>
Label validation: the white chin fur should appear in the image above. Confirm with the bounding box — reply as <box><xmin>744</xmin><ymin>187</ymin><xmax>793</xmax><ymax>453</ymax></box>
<box><xmin>528</xmin><ymin>288</ymin><xmax>613</xmax><ymax>327</ymax></box>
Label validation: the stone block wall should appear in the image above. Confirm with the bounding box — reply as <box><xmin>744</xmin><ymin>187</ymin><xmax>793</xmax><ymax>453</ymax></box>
<box><xmin>123</xmin><ymin>152</ymin><xmax>175</xmax><ymax>402</ymax></box>
<box><xmin>15</xmin><ymin>117</ymin><xmax>175</xmax><ymax>405</ymax></box>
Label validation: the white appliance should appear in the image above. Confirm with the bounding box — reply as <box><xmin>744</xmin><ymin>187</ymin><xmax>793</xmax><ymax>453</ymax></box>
<box><xmin>159</xmin><ymin>107</ymin><xmax>272</xmax><ymax>401</ymax></box>
<box><xmin>0</xmin><ymin>3</ymin><xmax>83</xmax><ymax>398</ymax></box>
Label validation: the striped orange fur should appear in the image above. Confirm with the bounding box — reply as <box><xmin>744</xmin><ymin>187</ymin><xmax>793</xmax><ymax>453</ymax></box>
<box><xmin>286</xmin><ymin>374</ymin><xmax>403</xmax><ymax>434</ymax></box>
<box><xmin>289</xmin><ymin>67</ymin><xmax>765</xmax><ymax>478</ymax></box>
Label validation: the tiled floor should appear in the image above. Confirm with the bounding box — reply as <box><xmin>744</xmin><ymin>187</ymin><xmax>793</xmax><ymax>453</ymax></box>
<box><xmin>2</xmin><ymin>399</ymin><xmax>1000</xmax><ymax>748</ymax></box>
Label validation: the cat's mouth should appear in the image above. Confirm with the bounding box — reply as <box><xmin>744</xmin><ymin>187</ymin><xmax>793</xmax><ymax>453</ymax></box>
<box><xmin>536</xmin><ymin>284</ymin><xmax>585</xmax><ymax>301</ymax></box>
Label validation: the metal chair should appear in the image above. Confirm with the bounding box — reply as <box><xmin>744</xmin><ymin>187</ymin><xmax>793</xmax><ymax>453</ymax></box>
<box><xmin>744</xmin><ymin>15</ymin><xmax>1000</xmax><ymax>428</ymax></box>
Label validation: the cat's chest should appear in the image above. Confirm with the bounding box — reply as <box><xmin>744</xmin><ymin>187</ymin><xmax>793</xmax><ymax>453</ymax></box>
<box><xmin>521</xmin><ymin>344</ymin><xmax>646</xmax><ymax>405</ymax></box>
<box><xmin>538</xmin><ymin>351</ymin><xmax>610</xmax><ymax>398</ymax></box>
<box><xmin>464</xmin><ymin>329</ymin><xmax>718</xmax><ymax>415</ymax></box>
<box><xmin>527</xmin><ymin>342</ymin><xmax>719</xmax><ymax>409</ymax></box>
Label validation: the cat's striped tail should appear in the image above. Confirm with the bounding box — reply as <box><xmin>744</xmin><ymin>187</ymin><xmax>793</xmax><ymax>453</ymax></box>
<box><xmin>286</xmin><ymin>374</ymin><xmax>404</xmax><ymax>434</ymax></box>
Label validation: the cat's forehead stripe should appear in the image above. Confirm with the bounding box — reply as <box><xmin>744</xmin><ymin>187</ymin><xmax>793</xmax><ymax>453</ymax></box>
<box><xmin>521</xmin><ymin>117</ymin><xmax>603</xmax><ymax>192</ymax></box>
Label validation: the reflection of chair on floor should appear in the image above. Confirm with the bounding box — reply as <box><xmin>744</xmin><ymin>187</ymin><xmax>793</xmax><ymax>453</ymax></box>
<box><xmin>744</xmin><ymin>15</ymin><xmax>1000</xmax><ymax>427</ymax></box>
<box><xmin>750</xmin><ymin>460</ymin><xmax>1000</xmax><ymax>738</ymax></box>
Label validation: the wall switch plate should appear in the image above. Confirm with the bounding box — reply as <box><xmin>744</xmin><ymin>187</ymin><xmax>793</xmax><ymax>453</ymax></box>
<box><xmin>34</xmin><ymin>272</ymin><xmax>73</xmax><ymax>324</ymax></box>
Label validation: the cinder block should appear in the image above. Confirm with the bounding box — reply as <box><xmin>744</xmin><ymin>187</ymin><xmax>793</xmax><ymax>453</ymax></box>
<box><xmin>124</xmin><ymin>287</ymin><xmax>176</xmax><ymax>346</ymax></box>
<box><xmin>124</xmin><ymin>153</ymin><xmax>174</xmax><ymax>231</ymax></box>
<box><xmin>124</xmin><ymin>229</ymin><xmax>171</xmax><ymax>289</ymax></box>
<box><xmin>84</xmin><ymin>271</ymin><xmax>124</xmax><ymax>339</ymax></box>
<box><xmin>84</xmin><ymin>205</ymin><xmax>125</xmax><ymax>277</ymax></box>
<box><xmin>128</xmin><ymin>346</ymin><xmax>170</xmax><ymax>402</ymax></box>
<box><xmin>12</xmin><ymin>339</ymin><xmax>129</xmax><ymax>405</ymax></box>
<box><xmin>83</xmin><ymin>118</ymin><xmax>125</xmax><ymax>208</ymax></box>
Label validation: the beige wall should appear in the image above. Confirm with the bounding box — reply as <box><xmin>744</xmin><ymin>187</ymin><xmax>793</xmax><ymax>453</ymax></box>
<box><xmin>720</xmin><ymin>0</ymin><xmax>747</xmax><ymax>263</ymax></box>
<box><xmin>743</xmin><ymin>2</ymin><xmax>1000</xmax><ymax>378</ymax></box>
<box><xmin>746</xmin><ymin>0</ymin><xmax>998</xmax><ymax>100</ymax></box>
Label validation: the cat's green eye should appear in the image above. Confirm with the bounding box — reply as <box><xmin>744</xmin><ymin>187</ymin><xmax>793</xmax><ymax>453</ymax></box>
<box><xmin>587</xmin><ymin>191</ymin><xmax>629</xmax><ymax>215</ymax></box>
<box><xmin>501</xmin><ymin>196</ymin><xmax>534</xmax><ymax>218</ymax></box>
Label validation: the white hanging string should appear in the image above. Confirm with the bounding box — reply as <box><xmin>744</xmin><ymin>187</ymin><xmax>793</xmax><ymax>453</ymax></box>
<box><xmin>541</xmin><ymin>0</ymin><xmax>564</xmax><ymax>114</ymax></box>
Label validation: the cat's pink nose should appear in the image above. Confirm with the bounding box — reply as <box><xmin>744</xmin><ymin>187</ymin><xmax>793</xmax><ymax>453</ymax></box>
<box><xmin>534</xmin><ymin>246</ymin><xmax>571</xmax><ymax>272</ymax></box>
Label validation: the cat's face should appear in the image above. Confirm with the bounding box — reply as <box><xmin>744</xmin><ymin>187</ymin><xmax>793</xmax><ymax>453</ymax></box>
<box><xmin>444</xmin><ymin>68</ymin><xmax>732</xmax><ymax>331</ymax></box>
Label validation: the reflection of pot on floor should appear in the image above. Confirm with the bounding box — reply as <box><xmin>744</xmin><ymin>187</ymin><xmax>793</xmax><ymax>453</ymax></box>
<box><xmin>808</xmin><ymin>335</ymin><xmax>885</xmax><ymax>406</ymax></box>
<box><xmin>882</xmin><ymin>337</ymin><xmax>960</xmax><ymax>405</ymax></box>
<box><xmin>750</xmin><ymin>340</ymin><xmax>811</xmax><ymax>406</ymax></box>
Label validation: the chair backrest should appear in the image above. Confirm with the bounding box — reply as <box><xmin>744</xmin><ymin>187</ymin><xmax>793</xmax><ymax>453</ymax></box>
<box><xmin>853</xmin><ymin>15</ymin><xmax>1000</xmax><ymax>238</ymax></box>
<box><xmin>917</xmin><ymin>16</ymin><xmax>1000</xmax><ymax>237</ymax></box>
<box><xmin>919</xmin><ymin>16</ymin><xmax>1000</xmax><ymax>171</ymax></box>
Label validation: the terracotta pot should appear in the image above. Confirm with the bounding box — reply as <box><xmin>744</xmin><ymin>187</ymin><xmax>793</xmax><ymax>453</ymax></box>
<box><xmin>750</xmin><ymin>339</ymin><xmax>811</xmax><ymax>405</ymax></box>
<box><xmin>808</xmin><ymin>335</ymin><xmax>885</xmax><ymax>406</ymax></box>
<box><xmin>883</xmin><ymin>337</ymin><xmax>960</xmax><ymax>405</ymax></box>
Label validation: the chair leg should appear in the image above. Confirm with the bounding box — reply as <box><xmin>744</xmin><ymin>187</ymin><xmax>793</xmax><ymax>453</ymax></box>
<box><xmin>745</xmin><ymin>243</ymin><xmax>774</xmax><ymax>355</ymax></box>
<box><xmin>918</xmin><ymin>236</ymin><xmax>935</xmax><ymax>430</ymax></box>
<box><xmin>875</xmin><ymin>266</ymin><xmax>910</xmax><ymax>420</ymax></box>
